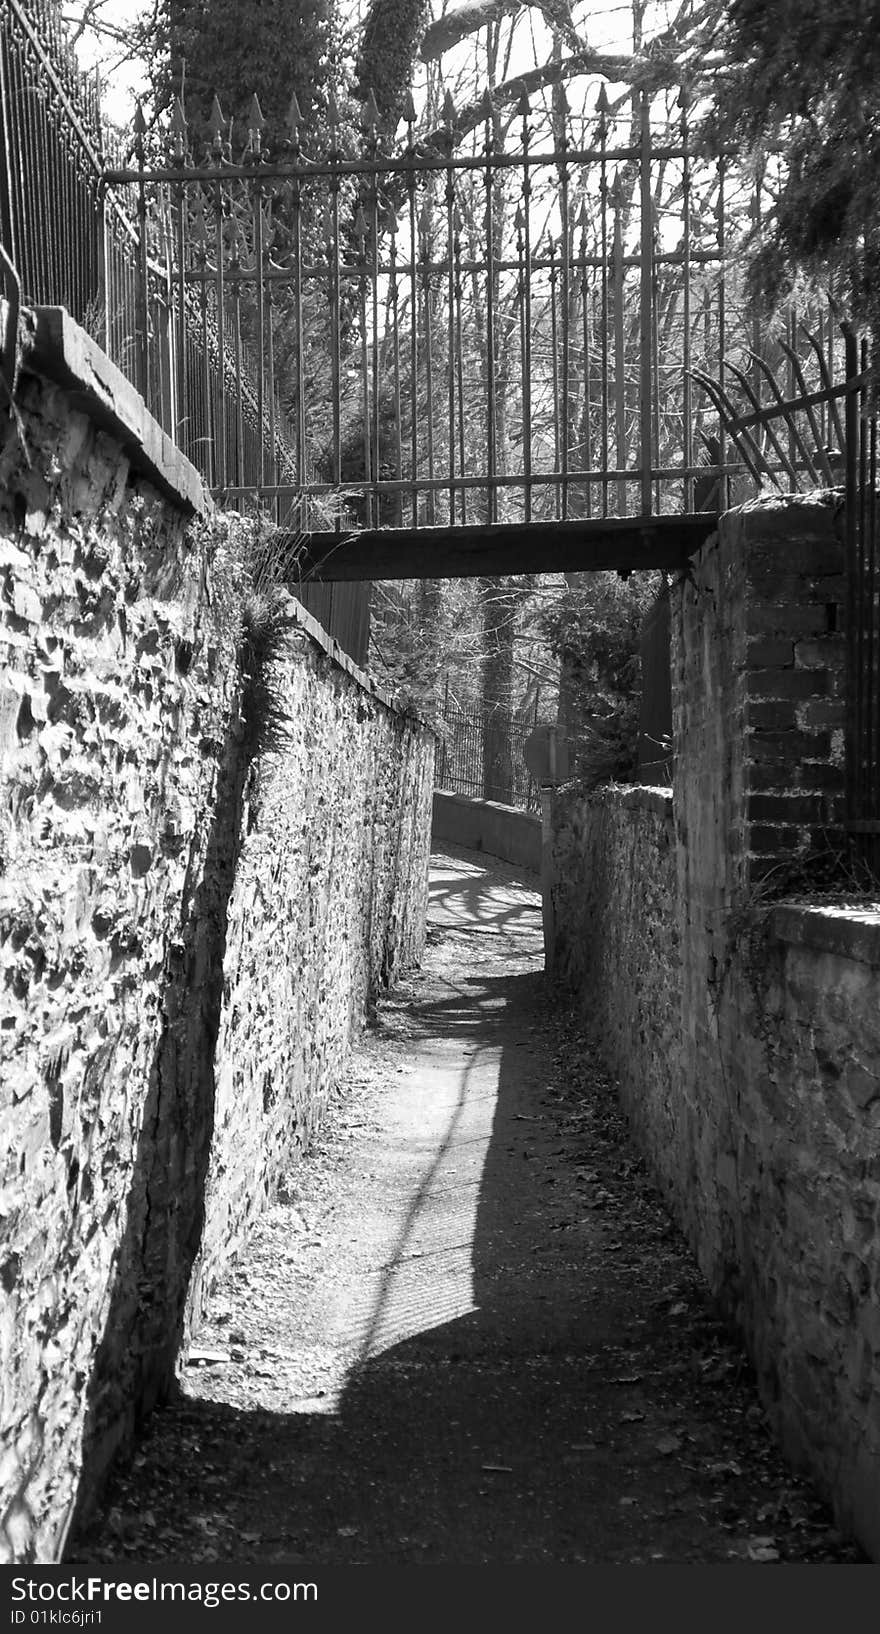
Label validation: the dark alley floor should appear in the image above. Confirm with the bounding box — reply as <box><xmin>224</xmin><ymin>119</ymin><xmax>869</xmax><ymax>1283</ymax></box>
<box><xmin>69</xmin><ymin>847</ymin><xmax>864</xmax><ymax>1565</ymax></box>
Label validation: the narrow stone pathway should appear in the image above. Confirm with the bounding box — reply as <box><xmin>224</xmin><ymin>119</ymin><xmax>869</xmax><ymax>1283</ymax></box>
<box><xmin>70</xmin><ymin>847</ymin><xmax>862</xmax><ymax>1564</ymax></box>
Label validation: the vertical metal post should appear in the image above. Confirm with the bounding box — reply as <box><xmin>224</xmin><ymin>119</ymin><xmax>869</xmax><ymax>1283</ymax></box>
<box><xmin>681</xmin><ymin>89</ymin><xmax>693</xmax><ymax>511</ymax></box>
<box><xmin>520</xmin><ymin>92</ymin><xmax>533</xmax><ymax>522</ymax></box>
<box><xmin>638</xmin><ymin>90</ymin><xmax>653</xmax><ymax>517</ymax></box>
<box><xmin>483</xmin><ymin>94</ymin><xmax>497</xmax><ymax>523</ymax></box>
<box><xmin>612</xmin><ymin>178</ymin><xmax>626</xmax><ymax>516</ymax></box>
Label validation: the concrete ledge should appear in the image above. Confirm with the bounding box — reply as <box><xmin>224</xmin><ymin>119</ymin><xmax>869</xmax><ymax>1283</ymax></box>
<box><xmin>771</xmin><ymin>902</ymin><xmax>880</xmax><ymax>968</ymax></box>
<box><xmin>432</xmin><ymin>790</ymin><xmax>541</xmax><ymax>872</ymax></box>
<box><xmin>22</xmin><ymin>305</ymin><xmax>207</xmax><ymax>517</ymax></box>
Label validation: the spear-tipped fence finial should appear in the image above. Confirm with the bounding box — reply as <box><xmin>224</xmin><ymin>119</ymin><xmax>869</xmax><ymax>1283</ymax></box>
<box><xmin>443</xmin><ymin>89</ymin><xmax>456</xmax><ymax>130</ymax></box>
<box><xmin>286</xmin><ymin>90</ymin><xmax>304</xmax><ymax>142</ymax></box>
<box><xmin>517</xmin><ymin>85</ymin><xmax>531</xmax><ymax>119</ymax></box>
<box><xmin>248</xmin><ymin>92</ymin><xmax>266</xmax><ymax>153</ymax></box>
<box><xmin>209</xmin><ymin>94</ymin><xmax>225</xmax><ymax>152</ymax></box>
<box><xmin>361</xmin><ymin>88</ymin><xmax>380</xmax><ymax>133</ymax></box>
<box><xmin>596</xmin><ymin>82</ymin><xmax>610</xmax><ymax>120</ymax></box>
<box><xmin>403</xmin><ymin>89</ymin><xmax>416</xmax><ymax>125</ymax></box>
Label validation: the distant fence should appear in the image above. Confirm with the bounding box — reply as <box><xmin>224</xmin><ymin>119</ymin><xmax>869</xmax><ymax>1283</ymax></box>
<box><xmin>435</xmin><ymin>699</ymin><xmax>541</xmax><ymax>812</ymax></box>
<box><xmin>0</xmin><ymin>0</ymin><xmax>369</xmax><ymax>665</ymax></box>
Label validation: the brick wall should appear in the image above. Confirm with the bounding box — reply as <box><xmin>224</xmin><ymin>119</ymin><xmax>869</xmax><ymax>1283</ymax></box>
<box><xmin>0</xmin><ymin>313</ymin><xmax>434</xmax><ymax>1563</ymax></box>
<box><xmin>549</xmin><ymin>499</ymin><xmax>880</xmax><ymax>1558</ymax></box>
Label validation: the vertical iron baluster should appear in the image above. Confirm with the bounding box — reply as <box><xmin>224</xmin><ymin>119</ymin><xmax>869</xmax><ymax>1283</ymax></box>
<box><xmin>844</xmin><ymin>324</ymin><xmax>859</xmax><ymax>832</ymax></box>
<box><xmin>579</xmin><ymin>203</ymin><xmax>592</xmax><ymax>518</ymax></box>
<box><xmin>355</xmin><ymin>205</ymin><xmax>372</xmax><ymax>521</ymax></box>
<box><xmin>549</xmin><ymin>234</ymin><xmax>560</xmax><ymax>519</ymax></box>
<box><xmin>515</xmin><ymin>205</ymin><xmax>527</xmax><ymax>522</ymax></box>
<box><xmin>454</xmin><ymin>205</ymin><xmax>467</xmax><ymax>523</ymax></box>
<box><xmin>519</xmin><ymin>89</ymin><xmax>533</xmax><ymax>522</ymax></box>
<box><xmin>421</xmin><ymin>199</ymin><xmax>436</xmax><ymax>525</ymax></box>
<box><xmin>444</xmin><ymin>92</ymin><xmax>457</xmax><ymax>526</ymax></box>
<box><xmin>483</xmin><ymin>90</ymin><xmax>497</xmax><ymax>523</ymax></box>
<box><xmin>405</xmin><ymin>91</ymin><xmax>419</xmax><ymax>526</ymax></box>
<box><xmin>639</xmin><ymin>90</ymin><xmax>653</xmax><ymax>518</ymax></box>
<box><xmin>598</xmin><ymin>85</ymin><xmax>610</xmax><ymax>517</ymax></box>
<box><xmin>557</xmin><ymin>87</ymin><xmax>570</xmax><ymax>520</ymax></box>
<box><xmin>266</xmin><ymin>215</ymin><xmax>278</xmax><ymax>519</ymax></box>
<box><xmin>870</xmin><ymin>411</ymin><xmax>879</xmax><ymax>859</ymax></box>
<box><xmin>681</xmin><ymin>88</ymin><xmax>693</xmax><ymax>511</ymax></box>
<box><xmin>197</xmin><ymin>223</ymin><xmax>213</xmax><ymax>486</ymax></box>
<box><xmin>133</xmin><ymin>102</ymin><xmax>149</xmax><ymax>403</ymax></box>
<box><xmin>364</xmin><ymin>92</ymin><xmax>382</xmax><ymax>531</ymax></box>
<box><xmin>328</xmin><ymin>90</ymin><xmax>343</xmax><ymax>519</ymax></box>
<box><xmin>863</xmin><ymin>344</ymin><xmax>876</xmax><ymax>838</ymax></box>
<box><xmin>716</xmin><ymin>151</ymin><xmax>727</xmax><ymax>510</ymax></box>
<box><xmin>612</xmin><ymin>174</ymin><xmax>626</xmax><ymax>516</ymax></box>
<box><xmin>232</xmin><ymin>236</ymin><xmax>244</xmax><ymax>490</ymax></box>
<box><xmin>287</xmin><ymin>94</ymin><xmax>306</xmax><ymax>499</ymax></box>
<box><xmin>209</xmin><ymin>96</ymin><xmax>227</xmax><ymax>491</ymax></box>
<box><xmin>859</xmin><ymin>337</ymin><xmax>869</xmax><ymax>824</ymax></box>
<box><xmin>172</xmin><ymin>99</ymin><xmax>188</xmax><ymax>458</ymax></box>
<box><xmin>249</xmin><ymin>95</ymin><xmax>267</xmax><ymax>493</ymax></box>
<box><xmin>387</xmin><ymin>214</ymin><xmax>403</xmax><ymax>526</ymax></box>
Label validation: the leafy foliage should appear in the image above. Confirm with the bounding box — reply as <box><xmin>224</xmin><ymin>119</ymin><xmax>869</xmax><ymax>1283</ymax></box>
<box><xmin>539</xmin><ymin>572</ymin><xmax>660</xmax><ymax>786</ymax></box>
<box><xmin>155</xmin><ymin>0</ymin><xmax>338</xmax><ymax>151</ymax></box>
<box><xmin>709</xmin><ymin>0</ymin><xmax>880</xmax><ymax>341</ymax></box>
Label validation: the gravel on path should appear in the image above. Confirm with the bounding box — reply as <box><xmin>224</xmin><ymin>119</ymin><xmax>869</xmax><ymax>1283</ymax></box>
<box><xmin>69</xmin><ymin>846</ymin><xmax>864</xmax><ymax>1565</ymax></box>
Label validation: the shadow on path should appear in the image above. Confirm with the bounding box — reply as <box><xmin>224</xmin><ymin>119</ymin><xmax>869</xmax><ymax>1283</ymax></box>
<box><xmin>68</xmin><ymin>847</ymin><xmax>862</xmax><ymax>1565</ymax></box>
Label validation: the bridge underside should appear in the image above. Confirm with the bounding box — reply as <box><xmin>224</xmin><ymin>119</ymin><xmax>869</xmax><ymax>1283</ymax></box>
<box><xmin>290</xmin><ymin>513</ymin><xmax>719</xmax><ymax>583</ymax></box>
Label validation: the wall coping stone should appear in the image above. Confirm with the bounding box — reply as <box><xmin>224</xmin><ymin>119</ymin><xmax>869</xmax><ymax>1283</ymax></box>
<box><xmin>433</xmin><ymin>789</ymin><xmax>540</xmax><ymax>826</ymax></box>
<box><xmin>21</xmin><ymin>305</ymin><xmax>207</xmax><ymax>516</ymax></box>
<box><xmin>4</xmin><ymin>299</ymin><xmax>429</xmax><ymax>729</ymax></box>
<box><xmin>559</xmin><ymin>781</ymin><xmax>673</xmax><ymax>820</ymax></box>
<box><xmin>280</xmin><ymin>592</ymin><xmax>432</xmax><ymax>730</ymax></box>
<box><xmin>772</xmin><ymin>902</ymin><xmax>880</xmax><ymax>968</ymax></box>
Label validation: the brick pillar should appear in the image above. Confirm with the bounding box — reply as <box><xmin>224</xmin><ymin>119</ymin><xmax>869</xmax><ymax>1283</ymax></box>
<box><xmin>740</xmin><ymin>496</ymin><xmax>846</xmax><ymax>879</ymax></box>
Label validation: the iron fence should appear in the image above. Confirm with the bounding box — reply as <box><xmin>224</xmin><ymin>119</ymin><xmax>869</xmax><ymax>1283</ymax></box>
<box><xmin>97</xmin><ymin>87</ymin><xmax>822</xmax><ymax>536</ymax></box>
<box><xmin>436</xmin><ymin>700</ymin><xmax>541</xmax><ymax>812</ymax></box>
<box><xmin>0</xmin><ymin>0</ymin><xmax>370</xmax><ymax>662</ymax></box>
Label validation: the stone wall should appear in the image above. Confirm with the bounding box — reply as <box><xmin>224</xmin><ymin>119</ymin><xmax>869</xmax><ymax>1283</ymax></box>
<box><xmin>0</xmin><ymin>309</ymin><xmax>434</xmax><ymax>1563</ymax></box>
<box><xmin>549</xmin><ymin>500</ymin><xmax>880</xmax><ymax>1558</ymax></box>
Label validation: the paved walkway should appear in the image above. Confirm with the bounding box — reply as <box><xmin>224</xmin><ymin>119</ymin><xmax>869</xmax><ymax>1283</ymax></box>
<box><xmin>70</xmin><ymin>848</ymin><xmax>860</xmax><ymax>1564</ymax></box>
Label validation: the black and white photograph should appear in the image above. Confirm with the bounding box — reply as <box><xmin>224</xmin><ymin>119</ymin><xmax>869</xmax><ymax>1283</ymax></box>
<box><xmin>0</xmin><ymin>0</ymin><xmax>877</xmax><ymax>1610</ymax></box>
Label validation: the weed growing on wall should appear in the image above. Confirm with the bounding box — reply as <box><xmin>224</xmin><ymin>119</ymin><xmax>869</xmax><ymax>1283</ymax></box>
<box><xmin>191</xmin><ymin>508</ymin><xmax>309</xmax><ymax>762</ymax></box>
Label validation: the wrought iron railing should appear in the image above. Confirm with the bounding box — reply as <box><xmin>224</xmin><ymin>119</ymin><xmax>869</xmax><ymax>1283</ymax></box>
<box><xmin>98</xmin><ymin>87</ymin><xmax>789</xmax><ymax>534</ymax></box>
<box><xmin>436</xmin><ymin>699</ymin><xmax>542</xmax><ymax>812</ymax></box>
<box><xmin>0</xmin><ymin>0</ymin><xmax>371</xmax><ymax>661</ymax></box>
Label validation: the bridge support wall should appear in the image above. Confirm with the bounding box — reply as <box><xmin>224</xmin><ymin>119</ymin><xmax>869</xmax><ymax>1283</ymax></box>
<box><xmin>0</xmin><ymin>308</ymin><xmax>434</xmax><ymax>1562</ymax></box>
<box><xmin>549</xmin><ymin>498</ymin><xmax>880</xmax><ymax>1559</ymax></box>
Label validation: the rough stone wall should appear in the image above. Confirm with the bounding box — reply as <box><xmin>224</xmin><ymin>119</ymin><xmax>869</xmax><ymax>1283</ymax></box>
<box><xmin>0</xmin><ymin>345</ymin><xmax>433</xmax><ymax>1563</ymax></box>
<box><xmin>194</xmin><ymin>613</ymin><xmax>434</xmax><ymax>1309</ymax></box>
<box><xmin>549</xmin><ymin>784</ymin><xmax>683</xmax><ymax>1200</ymax></box>
<box><xmin>549</xmin><ymin>500</ymin><xmax>880</xmax><ymax>1558</ymax></box>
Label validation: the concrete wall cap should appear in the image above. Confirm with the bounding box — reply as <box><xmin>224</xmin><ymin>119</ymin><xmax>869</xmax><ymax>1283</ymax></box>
<box><xmin>771</xmin><ymin>902</ymin><xmax>880</xmax><ymax>967</ymax></box>
<box><xmin>20</xmin><ymin>305</ymin><xmax>208</xmax><ymax>517</ymax></box>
